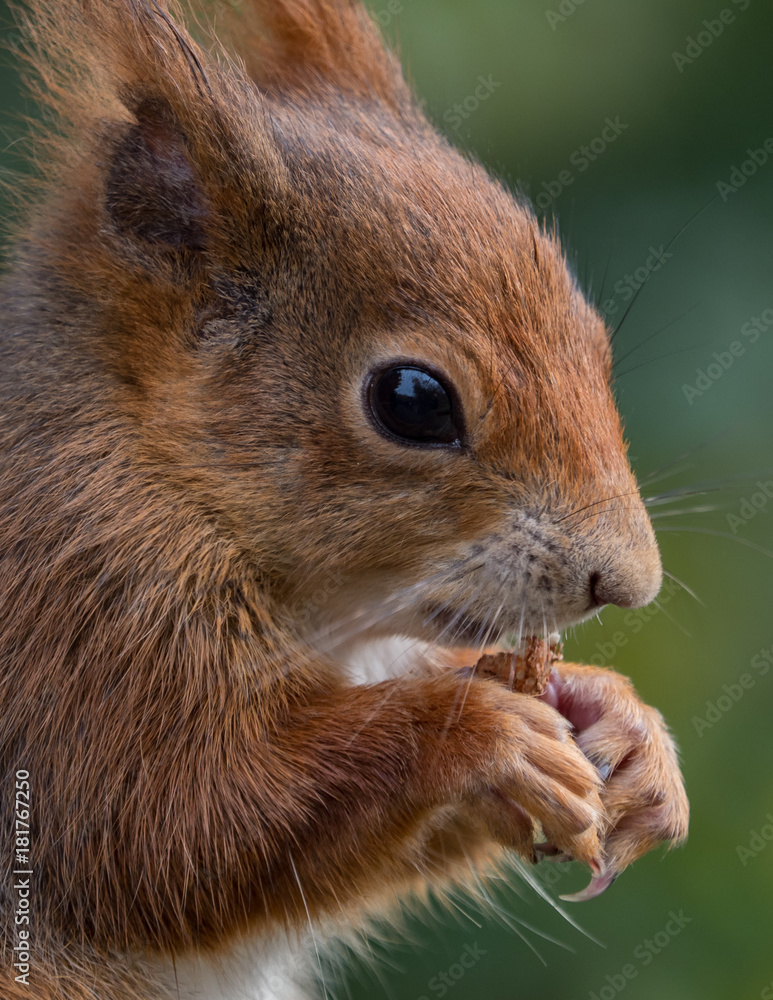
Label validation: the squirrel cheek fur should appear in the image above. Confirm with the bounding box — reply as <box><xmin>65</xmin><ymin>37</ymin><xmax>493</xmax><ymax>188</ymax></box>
<box><xmin>0</xmin><ymin>1</ymin><xmax>689</xmax><ymax>998</ymax></box>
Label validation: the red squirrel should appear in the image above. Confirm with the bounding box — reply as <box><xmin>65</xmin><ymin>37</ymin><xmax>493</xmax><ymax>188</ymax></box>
<box><xmin>0</xmin><ymin>2</ymin><xmax>689</xmax><ymax>998</ymax></box>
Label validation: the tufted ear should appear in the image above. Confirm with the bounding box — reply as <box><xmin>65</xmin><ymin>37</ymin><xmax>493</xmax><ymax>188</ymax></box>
<box><xmin>17</xmin><ymin>1</ymin><xmax>291</xmax><ymax>263</ymax></box>
<box><xmin>209</xmin><ymin>0</ymin><xmax>415</xmax><ymax>112</ymax></box>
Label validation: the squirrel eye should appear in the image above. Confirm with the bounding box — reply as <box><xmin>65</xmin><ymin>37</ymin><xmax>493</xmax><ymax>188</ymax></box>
<box><xmin>367</xmin><ymin>365</ymin><xmax>462</xmax><ymax>447</ymax></box>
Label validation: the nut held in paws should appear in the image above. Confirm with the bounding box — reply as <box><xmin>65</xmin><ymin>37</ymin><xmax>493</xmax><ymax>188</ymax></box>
<box><xmin>475</xmin><ymin>636</ymin><xmax>563</xmax><ymax>696</ymax></box>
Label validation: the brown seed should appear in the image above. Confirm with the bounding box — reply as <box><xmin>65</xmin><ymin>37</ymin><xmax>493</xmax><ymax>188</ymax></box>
<box><xmin>475</xmin><ymin>636</ymin><xmax>562</xmax><ymax>696</ymax></box>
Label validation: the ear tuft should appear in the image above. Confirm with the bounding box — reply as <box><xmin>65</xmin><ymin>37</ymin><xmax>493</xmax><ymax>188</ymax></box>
<box><xmin>106</xmin><ymin>98</ymin><xmax>208</xmax><ymax>251</ymax></box>
<box><xmin>212</xmin><ymin>0</ymin><xmax>415</xmax><ymax>112</ymax></box>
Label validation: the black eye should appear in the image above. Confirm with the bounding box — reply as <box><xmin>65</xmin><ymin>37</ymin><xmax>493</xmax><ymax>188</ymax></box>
<box><xmin>367</xmin><ymin>365</ymin><xmax>462</xmax><ymax>447</ymax></box>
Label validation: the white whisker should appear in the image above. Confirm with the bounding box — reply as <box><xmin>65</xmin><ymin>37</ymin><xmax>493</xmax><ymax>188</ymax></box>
<box><xmin>662</xmin><ymin>569</ymin><xmax>705</xmax><ymax>607</ymax></box>
<box><xmin>288</xmin><ymin>853</ymin><xmax>329</xmax><ymax>1000</ymax></box>
<box><xmin>649</xmin><ymin>505</ymin><xmax>722</xmax><ymax>518</ymax></box>
<box><xmin>651</xmin><ymin>598</ymin><xmax>692</xmax><ymax>638</ymax></box>
<box><xmin>508</xmin><ymin>857</ymin><xmax>605</xmax><ymax>948</ymax></box>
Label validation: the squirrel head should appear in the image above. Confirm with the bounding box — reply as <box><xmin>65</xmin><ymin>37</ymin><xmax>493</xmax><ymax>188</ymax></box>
<box><xmin>13</xmin><ymin>0</ymin><xmax>661</xmax><ymax>651</ymax></box>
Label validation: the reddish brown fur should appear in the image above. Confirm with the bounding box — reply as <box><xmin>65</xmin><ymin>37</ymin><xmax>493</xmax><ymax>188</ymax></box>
<box><xmin>0</xmin><ymin>2</ymin><xmax>688</xmax><ymax>998</ymax></box>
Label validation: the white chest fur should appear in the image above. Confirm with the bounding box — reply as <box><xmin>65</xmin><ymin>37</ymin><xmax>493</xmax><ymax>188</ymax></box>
<box><xmin>145</xmin><ymin>639</ymin><xmax>423</xmax><ymax>1000</ymax></box>
<box><xmin>148</xmin><ymin>936</ymin><xmax>315</xmax><ymax>1000</ymax></box>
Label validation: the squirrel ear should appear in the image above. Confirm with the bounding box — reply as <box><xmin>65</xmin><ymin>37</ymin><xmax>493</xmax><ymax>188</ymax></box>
<box><xmin>23</xmin><ymin>2</ymin><xmax>288</xmax><ymax>257</ymax></box>
<box><xmin>106</xmin><ymin>97</ymin><xmax>208</xmax><ymax>251</ymax></box>
<box><xmin>216</xmin><ymin>0</ymin><xmax>414</xmax><ymax>112</ymax></box>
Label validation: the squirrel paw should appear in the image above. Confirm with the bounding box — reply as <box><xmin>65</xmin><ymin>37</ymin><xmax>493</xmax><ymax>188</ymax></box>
<box><xmin>457</xmin><ymin>682</ymin><xmax>606</xmax><ymax>874</ymax></box>
<box><xmin>537</xmin><ymin>662</ymin><xmax>689</xmax><ymax>900</ymax></box>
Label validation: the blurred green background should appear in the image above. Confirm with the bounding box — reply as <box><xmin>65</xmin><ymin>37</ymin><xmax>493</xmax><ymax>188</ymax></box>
<box><xmin>2</xmin><ymin>1</ymin><xmax>772</xmax><ymax>998</ymax></box>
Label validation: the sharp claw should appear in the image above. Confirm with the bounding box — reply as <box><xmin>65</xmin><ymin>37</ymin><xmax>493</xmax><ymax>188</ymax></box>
<box><xmin>559</xmin><ymin>869</ymin><xmax>618</xmax><ymax>903</ymax></box>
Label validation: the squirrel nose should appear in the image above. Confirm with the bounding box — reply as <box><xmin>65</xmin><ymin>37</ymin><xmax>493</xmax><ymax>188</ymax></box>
<box><xmin>589</xmin><ymin>554</ymin><xmax>663</xmax><ymax>610</ymax></box>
